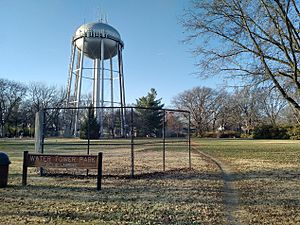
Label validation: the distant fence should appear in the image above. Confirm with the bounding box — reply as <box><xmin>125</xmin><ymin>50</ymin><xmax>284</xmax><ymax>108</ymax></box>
<box><xmin>35</xmin><ymin>106</ymin><xmax>191</xmax><ymax>177</ymax></box>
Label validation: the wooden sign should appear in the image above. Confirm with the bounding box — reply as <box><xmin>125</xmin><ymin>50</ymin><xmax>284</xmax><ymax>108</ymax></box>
<box><xmin>22</xmin><ymin>151</ymin><xmax>102</xmax><ymax>190</ymax></box>
<box><xmin>26</xmin><ymin>154</ymin><xmax>98</xmax><ymax>169</ymax></box>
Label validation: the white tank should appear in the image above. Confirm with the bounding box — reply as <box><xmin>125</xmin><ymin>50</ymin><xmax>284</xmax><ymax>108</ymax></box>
<box><xmin>74</xmin><ymin>22</ymin><xmax>123</xmax><ymax>59</ymax></box>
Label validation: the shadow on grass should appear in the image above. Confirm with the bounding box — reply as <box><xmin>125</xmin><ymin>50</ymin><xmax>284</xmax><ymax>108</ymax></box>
<box><xmin>0</xmin><ymin>207</ymin><xmax>103</xmax><ymax>222</ymax></box>
<box><xmin>226</xmin><ymin>169</ymin><xmax>300</xmax><ymax>208</ymax></box>
<box><xmin>229</xmin><ymin>169</ymin><xmax>300</xmax><ymax>181</ymax></box>
<box><xmin>37</xmin><ymin>167</ymin><xmax>223</xmax><ymax>181</ymax></box>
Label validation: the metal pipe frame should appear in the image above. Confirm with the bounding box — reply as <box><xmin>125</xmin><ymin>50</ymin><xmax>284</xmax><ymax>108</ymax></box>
<box><xmin>100</xmin><ymin>39</ymin><xmax>105</xmax><ymax>112</ymax></box>
<box><xmin>117</xmin><ymin>43</ymin><xmax>126</xmax><ymax>137</ymax></box>
<box><xmin>110</xmin><ymin>56</ymin><xmax>115</xmax><ymax>137</ymax></box>
<box><xmin>162</xmin><ymin>110</ymin><xmax>166</xmax><ymax>171</ymax></box>
<box><xmin>66</xmin><ymin>44</ymin><xmax>76</xmax><ymax>106</ymax></box>
<box><xmin>93</xmin><ymin>59</ymin><xmax>100</xmax><ymax>110</ymax></box>
<box><xmin>73</xmin><ymin>37</ymin><xmax>85</xmax><ymax>136</ymax></box>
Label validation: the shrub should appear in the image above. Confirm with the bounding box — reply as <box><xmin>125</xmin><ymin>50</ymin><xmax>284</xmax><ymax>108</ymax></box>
<box><xmin>217</xmin><ymin>130</ymin><xmax>240</xmax><ymax>138</ymax></box>
<box><xmin>287</xmin><ymin>125</ymin><xmax>300</xmax><ymax>140</ymax></box>
<box><xmin>240</xmin><ymin>133</ymin><xmax>253</xmax><ymax>139</ymax></box>
<box><xmin>253</xmin><ymin>124</ymin><xmax>290</xmax><ymax>139</ymax></box>
<box><xmin>202</xmin><ymin>132</ymin><xmax>218</xmax><ymax>138</ymax></box>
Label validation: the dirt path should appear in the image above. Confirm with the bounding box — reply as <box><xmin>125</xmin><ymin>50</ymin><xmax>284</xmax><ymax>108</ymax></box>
<box><xmin>194</xmin><ymin>149</ymin><xmax>241</xmax><ymax>225</ymax></box>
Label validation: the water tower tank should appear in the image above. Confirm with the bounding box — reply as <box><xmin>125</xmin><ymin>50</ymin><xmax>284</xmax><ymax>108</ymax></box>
<box><xmin>73</xmin><ymin>22</ymin><xmax>123</xmax><ymax>59</ymax></box>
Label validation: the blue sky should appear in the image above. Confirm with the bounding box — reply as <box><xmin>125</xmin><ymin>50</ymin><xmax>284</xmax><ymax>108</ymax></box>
<box><xmin>0</xmin><ymin>0</ymin><xmax>222</xmax><ymax>106</ymax></box>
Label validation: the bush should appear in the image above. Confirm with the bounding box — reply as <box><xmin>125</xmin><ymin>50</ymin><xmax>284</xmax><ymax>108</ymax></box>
<box><xmin>202</xmin><ymin>132</ymin><xmax>218</xmax><ymax>138</ymax></box>
<box><xmin>253</xmin><ymin>124</ymin><xmax>290</xmax><ymax>139</ymax></box>
<box><xmin>240</xmin><ymin>133</ymin><xmax>253</xmax><ymax>139</ymax></box>
<box><xmin>287</xmin><ymin>125</ymin><xmax>300</xmax><ymax>140</ymax></box>
<box><xmin>217</xmin><ymin>130</ymin><xmax>240</xmax><ymax>138</ymax></box>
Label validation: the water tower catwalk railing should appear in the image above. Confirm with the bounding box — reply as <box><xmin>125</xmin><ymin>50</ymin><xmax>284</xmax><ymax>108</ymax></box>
<box><xmin>35</xmin><ymin>106</ymin><xmax>191</xmax><ymax>177</ymax></box>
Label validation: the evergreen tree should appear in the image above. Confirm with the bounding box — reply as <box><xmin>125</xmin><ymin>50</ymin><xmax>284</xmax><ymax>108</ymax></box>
<box><xmin>80</xmin><ymin>107</ymin><xmax>100</xmax><ymax>139</ymax></box>
<box><xmin>135</xmin><ymin>88</ymin><xmax>164</xmax><ymax>137</ymax></box>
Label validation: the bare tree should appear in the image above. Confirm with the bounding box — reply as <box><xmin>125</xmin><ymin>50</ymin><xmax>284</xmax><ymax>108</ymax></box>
<box><xmin>183</xmin><ymin>0</ymin><xmax>300</xmax><ymax>110</ymax></box>
<box><xmin>231</xmin><ymin>87</ymin><xmax>262</xmax><ymax>133</ymax></box>
<box><xmin>258</xmin><ymin>87</ymin><xmax>287</xmax><ymax>124</ymax></box>
<box><xmin>215</xmin><ymin>92</ymin><xmax>239</xmax><ymax>131</ymax></box>
<box><xmin>166</xmin><ymin>111</ymin><xmax>184</xmax><ymax>137</ymax></box>
<box><xmin>25</xmin><ymin>82</ymin><xmax>66</xmax><ymax>136</ymax></box>
<box><xmin>172</xmin><ymin>87</ymin><xmax>224</xmax><ymax>136</ymax></box>
<box><xmin>0</xmin><ymin>79</ymin><xmax>27</xmax><ymax>137</ymax></box>
<box><xmin>27</xmin><ymin>82</ymin><xmax>59</xmax><ymax>112</ymax></box>
<box><xmin>281</xmin><ymin>102</ymin><xmax>300</xmax><ymax>124</ymax></box>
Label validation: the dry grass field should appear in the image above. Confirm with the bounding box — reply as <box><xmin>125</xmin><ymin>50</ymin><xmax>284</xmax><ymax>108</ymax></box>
<box><xmin>1</xmin><ymin>138</ymin><xmax>299</xmax><ymax>224</ymax></box>
<box><xmin>193</xmin><ymin>139</ymin><xmax>300</xmax><ymax>225</ymax></box>
<box><xmin>0</xmin><ymin>138</ymin><xmax>225</xmax><ymax>224</ymax></box>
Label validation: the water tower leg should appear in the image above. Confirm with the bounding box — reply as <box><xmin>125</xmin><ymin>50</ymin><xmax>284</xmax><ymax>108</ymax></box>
<box><xmin>73</xmin><ymin>52</ymin><xmax>81</xmax><ymax>102</ymax></box>
<box><xmin>70</xmin><ymin>52</ymin><xmax>80</xmax><ymax>136</ymax></box>
<box><xmin>118</xmin><ymin>44</ymin><xmax>125</xmax><ymax>137</ymax></box>
<box><xmin>74</xmin><ymin>42</ymin><xmax>85</xmax><ymax>137</ymax></box>
<box><xmin>66</xmin><ymin>44</ymin><xmax>76</xmax><ymax>106</ymax></box>
<box><xmin>110</xmin><ymin>57</ymin><xmax>115</xmax><ymax>138</ymax></box>
<box><xmin>64</xmin><ymin>44</ymin><xmax>76</xmax><ymax>137</ymax></box>
<box><xmin>93</xmin><ymin>58</ymin><xmax>100</xmax><ymax>115</ymax></box>
<box><xmin>121</xmin><ymin>58</ymin><xmax>126</xmax><ymax>135</ymax></box>
<box><xmin>99</xmin><ymin>39</ymin><xmax>105</xmax><ymax>137</ymax></box>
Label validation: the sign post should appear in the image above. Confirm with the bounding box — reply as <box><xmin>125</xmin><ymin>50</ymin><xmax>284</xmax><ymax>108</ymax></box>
<box><xmin>22</xmin><ymin>151</ymin><xmax>29</xmax><ymax>186</ymax></box>
<box><xmin>97</xmin><ymin>152</ymin><xmax>102</xmax><ymax>190</ymax></box>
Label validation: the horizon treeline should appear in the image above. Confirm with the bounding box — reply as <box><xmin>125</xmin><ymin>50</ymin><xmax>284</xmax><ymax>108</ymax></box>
<box><xmin>1</xmin><ymin>78</ymin><xmax>300</xmax><ymax>139</ymax></box>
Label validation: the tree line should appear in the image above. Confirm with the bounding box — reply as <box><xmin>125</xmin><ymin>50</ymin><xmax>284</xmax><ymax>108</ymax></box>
<box><xmin>2</xmin><ymin>76</ymin><xmax>300</xmax><ymax>139</ymax></box>
<box><xmin>0</xmin><ymin>79</ymin><xmax>65</xmax><ymax>137</ymax></box>
<box><xmin>172</xmin><ymin>86</ymin><xmax>300</xmax><ymax>139</ymax></box>
<box><xmin>0</xmin><ymin>80</ymin><xmax>167</xmax><ymax>139</ymax></box>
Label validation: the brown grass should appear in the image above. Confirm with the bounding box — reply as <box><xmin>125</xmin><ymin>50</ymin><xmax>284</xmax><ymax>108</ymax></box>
<box><xmin>0</xmin><ymin>138</ymin><xmax>225</xmax><ymax>224</ymax></box>
<box><xmin>194</xmin><ymin>138</ymin><xmax>300</xmax><ymax>225</ymax></box>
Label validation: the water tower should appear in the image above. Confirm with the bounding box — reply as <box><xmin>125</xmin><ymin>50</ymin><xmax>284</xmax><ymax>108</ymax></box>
<box><xmin>65</xmin><ymin>21</ymin><xmax>126</xmax><ymax>137</ymax></box>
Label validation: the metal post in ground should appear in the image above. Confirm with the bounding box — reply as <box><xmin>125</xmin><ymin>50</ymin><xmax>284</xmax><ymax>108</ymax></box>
<box><xmin>97</xmin><ymin>152</ymin><xmax>103</xmax><ymax>190</ymax></box>
<box><xmin>188</xmin><ymin>112</ymin><xmax>191</xmax><ymax>169</ymax></box>
<box><xmin>40</xmin><ymin>109</ymin><xmax>46</xmax><ymax>176</ymax></box>
<box><xmin>87</xmin><ymin>107</ymin><xmax>91</xmax><ymax>176</ymax></box>
<box><xmin>130</xmin><ymin>107</ymin><xmax>134</xmax><ymax>178</ymax></box>
<box><xmin>87</xmin><ymin>107</ymin><xmax>91</xmax><ymax>155</ymax></box>
<box><xmin>22</xmin><ymin>151</ymin><xmax>28</xmax><ymax>186</ymax></box>
<box><xmin>162</xmin><ymin>110</ymin><xmax>166</xmax><ymax>172</ymax></box>
<box><xmin>41</xmin><ymin>109</ymin><xmax>46</xmax><ymax>155</ymax></box>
